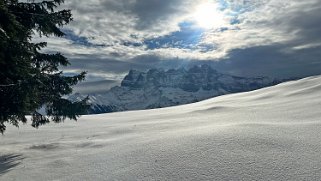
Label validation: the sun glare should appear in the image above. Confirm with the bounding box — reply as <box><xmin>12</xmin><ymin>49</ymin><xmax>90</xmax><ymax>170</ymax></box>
<box><xmin>193</xmin><ymin>3</ymin><xmax>226</xmax><ymax>29</ymax></box>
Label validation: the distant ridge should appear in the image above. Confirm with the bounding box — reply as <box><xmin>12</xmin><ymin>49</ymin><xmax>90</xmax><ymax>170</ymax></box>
<box><xmin>69</xmin><ymin>65</ymin><xmax>282</xmax><ymax>114</ymax></box>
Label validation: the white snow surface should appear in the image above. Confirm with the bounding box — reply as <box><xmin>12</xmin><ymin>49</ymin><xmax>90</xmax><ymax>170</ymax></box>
<box><xmin>1</xmin><ymin>75</ymin><xmax>321</xmax><ymax>180</ymax></box>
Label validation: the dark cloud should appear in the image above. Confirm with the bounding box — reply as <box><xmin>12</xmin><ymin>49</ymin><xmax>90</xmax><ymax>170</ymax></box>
<box><xmin>213</xmin><ymin>44</ymin><xmax>321</xmax><ymax>79</ymax></box>
<box><xmin>73</xmin><ymin>79</ymin><xmax>120</xmax><ymax>94</ymax></box>
<box><xmin>65</xmin><ymin>54</ymin><xmax>193</xmax><ymax>76</ymax></box>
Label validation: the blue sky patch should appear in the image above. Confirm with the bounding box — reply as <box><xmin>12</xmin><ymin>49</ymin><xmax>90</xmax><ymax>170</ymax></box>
<box><xmin>143</xmin><ymin>22</ymin><xmax>215</xmax><ymax>52</ymax></box>
<box><xmin>63</xmin><ymin>29</ymin><xmax>105</xmax><ymax>47</ymax></box>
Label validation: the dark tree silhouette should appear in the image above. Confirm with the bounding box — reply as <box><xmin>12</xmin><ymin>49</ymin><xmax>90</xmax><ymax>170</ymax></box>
<box><xmin>0</xmin><ymin>0</ymin><xmax>89</xmax><ymax>133</ymax></box>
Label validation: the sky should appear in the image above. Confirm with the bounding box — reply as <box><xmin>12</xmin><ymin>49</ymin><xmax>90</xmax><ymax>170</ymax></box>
<box><xmin>35</xmin><ymin>0</ymin><xmax>321</xmax><ymax>92</ymax></box>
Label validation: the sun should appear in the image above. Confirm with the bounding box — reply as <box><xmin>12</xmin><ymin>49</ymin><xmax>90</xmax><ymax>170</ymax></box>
<box><xmin>193</xmin><ymin>3</ymin><xmax>226</xmax><ymax>29</ymax></box>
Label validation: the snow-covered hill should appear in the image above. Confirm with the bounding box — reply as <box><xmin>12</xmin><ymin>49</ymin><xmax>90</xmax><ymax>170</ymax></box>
<box><xmin>1</xmin><ymin>75</ymin><xmax>321</xmax><ymax>180</ymax></box>
<box><xmin>70</xmin><ymin>65</ymin><xmax>280</xmax><ymax>114</ymax></box>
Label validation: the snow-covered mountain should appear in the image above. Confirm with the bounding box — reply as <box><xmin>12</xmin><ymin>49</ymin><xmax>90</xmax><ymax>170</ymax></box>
<box><xmin>70</xmin><ymin>65</ymin><xmax>281</xmax><ymax>114</ymax></box>
<box><xmin>2</xmin><ymin>75</ymin><xmax>321</xmax><ymax>180</ymax></box>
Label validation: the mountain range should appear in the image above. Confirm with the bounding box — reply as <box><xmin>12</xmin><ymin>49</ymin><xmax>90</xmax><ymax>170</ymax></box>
<box><xmin>69</xmin><ymin>65</ymin><xmax>281</xmax><ymax>114</ymax></box>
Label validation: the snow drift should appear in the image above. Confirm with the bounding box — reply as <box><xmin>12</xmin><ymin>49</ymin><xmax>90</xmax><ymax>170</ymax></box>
<box><xmin>1</xmin><ymin>75</ymin><xmax>321</xmax><ymax>180</ymax></box>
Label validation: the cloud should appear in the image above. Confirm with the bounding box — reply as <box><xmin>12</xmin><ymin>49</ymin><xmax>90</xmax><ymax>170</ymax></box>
<box><xmin>73</xmin><ymin>79</ymin><xmax>121</xmax><ymax>94</ymax></box>
<box><xmin>31</xmin><ymin>0</ymin><xmax>321</xmax><ymax>88</ymax></box>
<box><xmin>51</xmin><ymin>0</ymin><xmax>321</xmax><ymax>58</ymax></box>
<box><xmin>212</xmin><ymin>44</ymin><xmax>321</xmax><ymax>78</ymax></box>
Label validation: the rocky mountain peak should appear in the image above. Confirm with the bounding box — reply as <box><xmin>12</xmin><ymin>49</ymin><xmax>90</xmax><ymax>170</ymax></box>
<box><xmin>70</xmin><ymin>65</ymin><xmax>281</xmax><ymax>114</ymax></box>
<box><xmin>121</xmin><ymin>65</ymin><xmax>222</xmax><ymax>89</ymax></box>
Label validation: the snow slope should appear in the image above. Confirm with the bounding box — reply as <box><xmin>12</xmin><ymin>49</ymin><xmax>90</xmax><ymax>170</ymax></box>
<box><xmin>1</xmin><ymin>75</ymin><xmax>321</xmax><ymax>180</ymax></box>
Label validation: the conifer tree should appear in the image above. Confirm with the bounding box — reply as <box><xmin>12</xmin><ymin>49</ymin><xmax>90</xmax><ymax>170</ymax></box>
<box><xmin>0</xmin><ymin>0</ymin><xmax>89</xmax><ymax>133</ymax></box>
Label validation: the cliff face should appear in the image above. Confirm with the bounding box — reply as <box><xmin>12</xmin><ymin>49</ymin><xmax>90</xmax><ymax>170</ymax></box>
<box><xmin>69</xmin><ymin>65</ymin><xmax>279</xmax><ymax>114</ymax></box>
<box><xmin>121</xmin><ymin>65</ymin><xmax>273</xmax><ymax>92</ymax></box>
